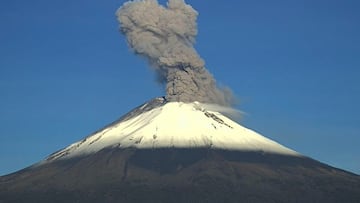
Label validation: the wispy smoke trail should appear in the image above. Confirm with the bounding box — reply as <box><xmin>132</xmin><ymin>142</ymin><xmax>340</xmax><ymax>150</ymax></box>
<box><xmin>116</xmin><ymin>0</ymin><xmax>234</xmax><ymax>106</ymax></box>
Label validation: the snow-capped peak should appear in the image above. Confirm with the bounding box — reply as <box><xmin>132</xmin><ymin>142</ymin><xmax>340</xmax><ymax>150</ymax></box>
<box><xmin>46</xmin><ymin>98</ymin><xmax>300</xmax><ymax>162</ymax></box>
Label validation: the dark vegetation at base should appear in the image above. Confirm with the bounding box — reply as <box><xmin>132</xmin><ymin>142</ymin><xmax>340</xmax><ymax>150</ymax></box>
<box><xmin>1</xmin><ymin>148</ymin><xmax>360</xmax><ymax>203</ymax></box>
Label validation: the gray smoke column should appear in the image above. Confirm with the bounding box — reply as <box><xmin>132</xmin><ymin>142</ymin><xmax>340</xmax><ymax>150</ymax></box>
<box><xmin>116</xmin><ymin>0</ymin><xmax>234</xmax><ymax>106</ymax></box>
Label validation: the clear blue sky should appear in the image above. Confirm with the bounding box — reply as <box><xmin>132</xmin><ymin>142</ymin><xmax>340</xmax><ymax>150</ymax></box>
<box><xmin>1</xmin><ymin>0</ymin><xmax>359</xmax><ymax>176</ymax></box>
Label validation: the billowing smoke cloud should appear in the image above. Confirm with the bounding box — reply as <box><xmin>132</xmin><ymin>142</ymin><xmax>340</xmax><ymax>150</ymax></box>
<box><xmin>116</xmin><ymin>0</ymin><xmax>234</xmax><ymax>106</ymax></box>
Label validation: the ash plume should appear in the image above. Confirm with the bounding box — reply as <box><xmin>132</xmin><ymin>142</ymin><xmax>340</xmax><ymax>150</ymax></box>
<box><xmin>116</xmin><ymin>0</ymin><xmax>234</xmax><ymax>106</ymax></box>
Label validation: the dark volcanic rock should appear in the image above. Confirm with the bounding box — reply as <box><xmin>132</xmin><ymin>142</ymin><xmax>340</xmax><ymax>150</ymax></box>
<box><xmin>1</xmin><ymin>148</ymin><xmax>360</xmax><ymax>203</ymax></box>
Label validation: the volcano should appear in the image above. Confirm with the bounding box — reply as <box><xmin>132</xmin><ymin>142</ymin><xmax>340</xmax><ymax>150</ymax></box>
<box><xmin>0</xmin><ymin>98</ymin><xmax>359</xmax><ymax>203</ymax></box>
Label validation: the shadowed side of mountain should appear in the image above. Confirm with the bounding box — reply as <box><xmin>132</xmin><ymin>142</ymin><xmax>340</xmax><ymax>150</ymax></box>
<box><xmin>1</xmin><ymin>148</ymin><xmax>359</xmax><ymax>203</ymax></box>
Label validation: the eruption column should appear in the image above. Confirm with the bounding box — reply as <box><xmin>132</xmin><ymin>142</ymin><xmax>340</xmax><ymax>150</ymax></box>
<box><xmin>117</xmin><ymin>0</ymin><xmax>234</xmax><ymax>106</ymax></box>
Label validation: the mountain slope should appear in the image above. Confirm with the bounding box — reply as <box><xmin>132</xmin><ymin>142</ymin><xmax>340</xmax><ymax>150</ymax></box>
<box><xmin>1</xmin><ymin>148</ymin><xmax>359</xmax><ymax>203</ymax></box>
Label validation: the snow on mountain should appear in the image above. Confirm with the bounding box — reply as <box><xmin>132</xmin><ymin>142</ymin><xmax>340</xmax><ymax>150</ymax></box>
<box><xmin>45</xmin><ymin>98</ymin><xmax>300</xmax><ymax>162</ymax></box>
